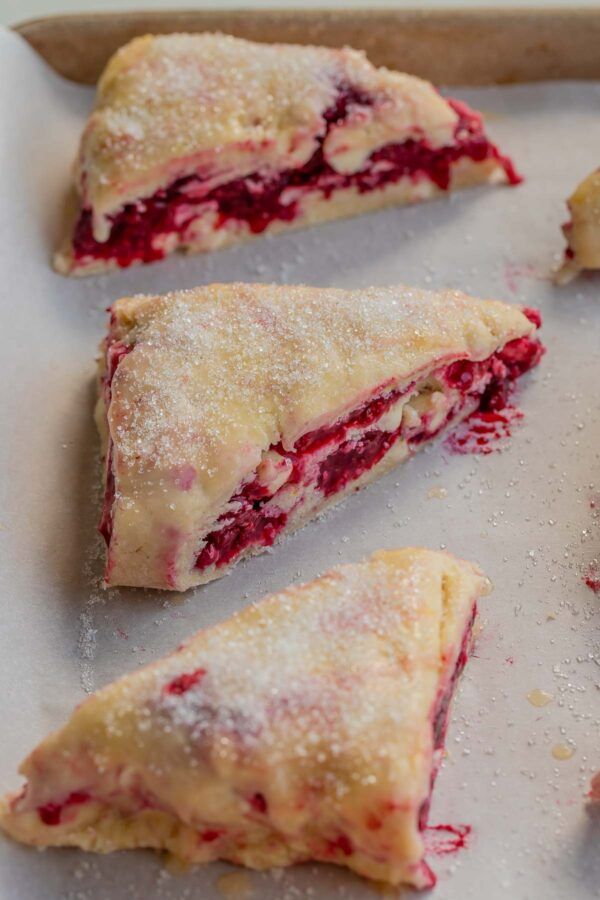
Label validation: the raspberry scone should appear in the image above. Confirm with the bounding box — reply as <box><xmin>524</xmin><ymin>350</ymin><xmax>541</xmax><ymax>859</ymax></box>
<box><xmin>0</xmin><ymin>548</ymin><xmax>489</xmax><ymax>889</ymax></box>
<box><xmin>54</xmin><ymin>33</ymin><xmax>520</xmax><ymax>275</ymax></box>
<box><xmin>557</xmin><ymin>168</ymin><xmax>600</xmax><ymax>283</ymax></box>
<box><xmin>96</xmin><ymin>283</ymin><xmax>543</xmax><ymax>591</ymax></box>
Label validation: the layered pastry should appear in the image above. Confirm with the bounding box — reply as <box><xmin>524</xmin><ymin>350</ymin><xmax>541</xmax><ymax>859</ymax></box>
<box><xmin>54</xmin><ymin>33</ymin><xmax>520</xmax><ymax>275</ymax></box>
<box><xmin>556</xmin><ymin>168</ymin><xmax>600</xmax><ymax>283</ymax></box>
<box><xmin>0</xmin><ymin>548</ymin><xmax>490</xmax><ymax>889</ymax></box>
<box><xmin>95</xmin><ymin>283</ymin><xmax>543</xmax><ymax>591</ymax></box>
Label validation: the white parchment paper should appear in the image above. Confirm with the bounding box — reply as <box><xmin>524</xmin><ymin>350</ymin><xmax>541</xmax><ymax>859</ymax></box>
<box><xmin>0</xmin><ymin>27</ymin><xmax>598</xmax><ymax>900</ymax></box>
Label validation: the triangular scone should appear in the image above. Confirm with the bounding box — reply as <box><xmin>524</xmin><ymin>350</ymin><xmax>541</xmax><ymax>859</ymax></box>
<box><xmin>0</xmin><ymin>548</ymin><xmax>489</xmax><ymax>889</ymax></box>
<box><xmin>556</xmin><ymin>168</ymin><xmax>600</xmax><ymax>283</ymax></box>
<box><xmin>95</xmin><ymin>283</ymin><xmax>543</xmax><ymax>591</ymax></box>
<box><xmin>54</xmin><ymin>32</ymin><xmax>520</xmax><ymax>275</ymax></box>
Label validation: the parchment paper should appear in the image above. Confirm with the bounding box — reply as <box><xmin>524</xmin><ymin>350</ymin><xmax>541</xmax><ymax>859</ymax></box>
<box><xmin>0</xmin><ymin>27</ymin><xmax>598</xmax><ymax>900</ymax></box>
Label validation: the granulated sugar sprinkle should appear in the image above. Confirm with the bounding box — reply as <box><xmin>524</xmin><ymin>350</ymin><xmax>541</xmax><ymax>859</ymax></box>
<box><xmin>81</xmin><ymin>550</ymin><xmax>487</xmax><ymax>797</ymax></box>
<box><xmin>108</xmin><ymin>283</ymin><xmax>531</xmax><ymax>476</ymax></box>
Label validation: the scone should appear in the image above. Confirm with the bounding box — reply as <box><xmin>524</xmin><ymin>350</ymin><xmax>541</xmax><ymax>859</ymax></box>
<box><xmin>95</xmin><ymin>283</ymin><xmax>543</xmax><ymax>590</ymax></box>
<box><xmin>54</xmin><ymin>33</ymin><xmax>521</xmax><ymax>275</ymax></box>
<box><xmin>556</xmin><ymin>168</ymin><xmax>600</xmax><ymax>283</ymax></box>
<box><xmin>0</xmin><ymin>548</ymin><xmax>490</xmax><ymax>889</ymax></box>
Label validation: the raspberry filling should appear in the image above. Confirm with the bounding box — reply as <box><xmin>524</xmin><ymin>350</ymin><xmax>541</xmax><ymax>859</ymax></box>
<box><xmin>193</xmin><ymin>331</ymin><xmax>542</xmax><ymax>574</ymax></box>
<box><xmin>194</xmin><ymin>383</ymin><xmax>410</xmax><ymax>572</ymax></box>
<box><xmin>73</xmin><ymin>91</ymin><xmax>519</xmax><ymax>269</ymax></box>
<box><xmin>37</xmin><ymin>791</ymin><xmax>90</xmax><ymax>826</ymax></box>
<box><xmin>413</xmin><ymin>605</ymin><xmax>477</xmax><ymax>888</ymax></box>
<box><xmin>164</xmin><ymin>667</ymin><xmax>207</xmax><ymax>696</ymax></box>
<box><xmin>418</xmin><ymin>605</ymin><xmax>477</xmax><ymax>834</ymax></box>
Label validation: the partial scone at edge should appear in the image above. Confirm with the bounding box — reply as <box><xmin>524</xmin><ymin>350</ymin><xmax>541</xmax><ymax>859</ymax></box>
<box><xmin>96</xmin><ymin>283</ymin><xmax>543</xmax><ymax>591</ymax></box>
<box><xmin>54</xmin><ymin>32</ymin><xmax>520</xmax><ymax>276</ymax></box>
<box><xmin>556</xmin><ymin>168</ymin><xmax>600</xmax><ymax>283</ymax></box>
<box><xmin>0</xmin><ymin>548</ymin><xmax>491</xmax><ymax>889</ymax></box>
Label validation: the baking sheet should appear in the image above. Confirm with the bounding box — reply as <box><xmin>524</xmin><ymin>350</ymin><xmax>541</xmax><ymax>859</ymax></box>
<box><xmin>0</xmin><ymin>26</ymin><xmax>599</xmax><ymax>900</ymax></box>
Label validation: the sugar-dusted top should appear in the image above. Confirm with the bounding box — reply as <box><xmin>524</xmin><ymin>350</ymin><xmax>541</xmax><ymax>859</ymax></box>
<box><xmin>109</xmin><ymin>282</ymin><xmax>534</xmax><ymax>469</ymax></box>
<box><xmin>76</xmin><ymin>32</ymin><xmax>458</xmax><ymax>233</ymax></box>
<box><xmin>153</xmin><ymin>548</ymin><xmax>488</xmax><ymax>767</ymax></box>
<box><xmin>2</xmin><ymin>548</ymin><xmax>489</xmax><ymax>883</ymax></box>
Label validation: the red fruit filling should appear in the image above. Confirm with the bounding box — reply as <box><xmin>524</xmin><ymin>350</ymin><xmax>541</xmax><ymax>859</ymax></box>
<box><xmin>418</xmin><ymin>604</ymin><xmax>477</xmax><ymax>835</ymax></box>
<box><xmin>411</xmin><ymin>604</ymin><xmax>477</xmax><ymax>888</ymax></box>
<box><xmin>164</xmin><ymin>667</ymin><xmax>207</xmax><ymax>695</ymax></box>
<box><xmin>193</xmin><ymin>332</ymin><xmax>542</xmax><ymax>574</ymax></box>
<box><xmin>445</xmin><ymin>405</ymin><xmax>523</xmax><ymax>456</ymax></box>
<box><xmin>327</xmin><ymin>834</ymin><xmax>354</xmax><ymax>857</ymax></box>
<box><xmin>38</xmin><ymin>791</ymin><xmax>90</xmax><ymax>826</ymax></box>
<box><xmin>200</xmin><ymin>828</ymin><xmax>224</xmax><ymax>842</ymax></box>
<box><xmin>72</xmin><ymin>91</ymin><xmax>519</xmax><ymax>269</ymax></box>
<box><xmin>248</xmin><ymin>792</ymin><xmax>268</xmax><ymax>814</ymax></box>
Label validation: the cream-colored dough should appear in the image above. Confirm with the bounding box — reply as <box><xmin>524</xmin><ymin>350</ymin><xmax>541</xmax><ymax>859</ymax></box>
<box><xmin>556</xmin><ymin>168</ymin><xmax>600</xmax><ymax>283</ymax></box>
<box><xmin>0</xmin><ymin>548</ymin><xmax>490</xmax><ymax>889</ymax></box>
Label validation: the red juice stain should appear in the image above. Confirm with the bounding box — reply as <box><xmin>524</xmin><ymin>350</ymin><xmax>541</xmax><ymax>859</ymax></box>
<box><xmin>424</xmin><ymin>823</ymin><xmax>471</xmax><ymax>855</ymax></box>
<box><xmin>446</xmin><ymin>406</ymin><xmax>523</xmax><ymax>455</ymax></box>
<box><xmin>504</xmin><ymin>266</ymin><xmax>546</xmax><ymax>296</ymax></box>
<box><xmin>584</xmin><ymin>567</ymin><xmax>600</xmax><ymax>594</ymax></box>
